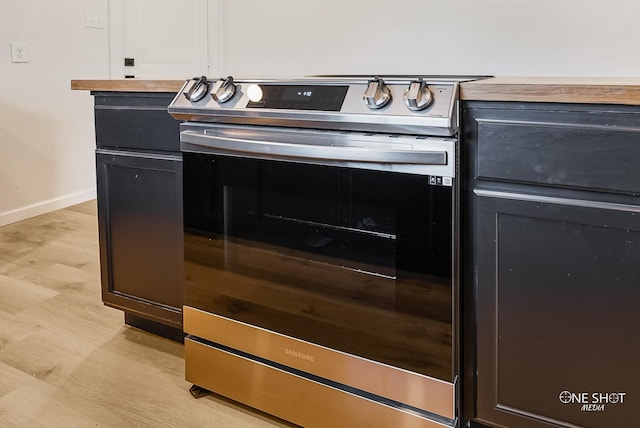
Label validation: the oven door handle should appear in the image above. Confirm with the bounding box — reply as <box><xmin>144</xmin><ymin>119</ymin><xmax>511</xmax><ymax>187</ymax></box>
<box><xmin>181</xmin><ymin>131</ymin><xmax>449</xmax><ymax>165</ymax></box>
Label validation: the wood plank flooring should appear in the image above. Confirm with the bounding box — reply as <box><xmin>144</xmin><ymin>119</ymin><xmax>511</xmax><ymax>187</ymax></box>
<box><xmin>0</xmin><ymin>201</ymin><xmax>295</xmax><ymax>428</ymax></box>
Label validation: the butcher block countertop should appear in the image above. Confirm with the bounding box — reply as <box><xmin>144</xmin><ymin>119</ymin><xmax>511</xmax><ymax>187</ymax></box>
<box><xmin>71</xmin><ymin>77</ymin><xmax>640</xmax><ymax>105</ymax></box>
<box><xmin>459</xmin><ymin>77</ymin><xmax>640</xmax><ymax>105</ymax></box>
<box><xmin>71</xmin><ymin>79</ymin><xmax>185</xmax><ymax>93</ymax></box>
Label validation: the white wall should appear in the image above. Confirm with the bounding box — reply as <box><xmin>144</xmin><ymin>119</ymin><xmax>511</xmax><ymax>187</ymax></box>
<box><xmin>215</xmin><ymin>0</ymin><xmax>640</xmax><ymax>77</ymax></box>
<box><xmin>0</xmin><ymin>0</ymin><xmax>109</xmax><ymax>226</ymax></box>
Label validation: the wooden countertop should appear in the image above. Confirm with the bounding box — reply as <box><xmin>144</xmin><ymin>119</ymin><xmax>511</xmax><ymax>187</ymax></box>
<box><xmin>71</xmin><ymin>79</ymin><xmax>185</xmax><ymax>93</ymax></box>
<box><xmin>72</xmin><ymin>77</ymin><xmax>640</xmax><ymax>105</ymax></box>
<box><xmin>459</xmin><ymin>77</ymin><xmax>640</xmax><ymax>105</ymax></box>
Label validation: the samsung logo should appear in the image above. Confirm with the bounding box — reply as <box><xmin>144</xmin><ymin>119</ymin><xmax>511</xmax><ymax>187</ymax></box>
<box><xmin>285</xmin><ymin>348</ymin><xmax>315</xmax><ymax>362</ymax></box>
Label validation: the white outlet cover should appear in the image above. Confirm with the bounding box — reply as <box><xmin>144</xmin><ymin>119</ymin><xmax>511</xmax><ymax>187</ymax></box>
<box><xmin>10</xmin><ymin>42</ymin><xmax>28</xmax><ymax>63</ymax></box>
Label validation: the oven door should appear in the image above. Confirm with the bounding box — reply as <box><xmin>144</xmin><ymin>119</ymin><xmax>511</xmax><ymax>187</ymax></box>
<box><xmin>181</xmin><ymin>123</ymin><xmax>457</xmax><ymax>420</ymax></box>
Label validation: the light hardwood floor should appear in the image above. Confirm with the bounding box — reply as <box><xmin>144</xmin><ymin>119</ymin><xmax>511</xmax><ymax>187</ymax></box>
<box><xmin>0</xmin><ymin>200</ymin><xmax>295</xmax><ymax>428</ymax></box>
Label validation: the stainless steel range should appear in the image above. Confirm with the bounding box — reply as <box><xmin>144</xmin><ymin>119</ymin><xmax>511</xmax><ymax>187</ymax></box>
<box><xmin>169</xmin><ymin>75</ymin><xmax>474</xmax><ymax>428</ymax></box>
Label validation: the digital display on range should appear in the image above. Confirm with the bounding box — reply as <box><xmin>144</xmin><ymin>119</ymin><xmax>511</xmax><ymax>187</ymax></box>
<box><xmin>246</xmin><ymin>85</ymin><xmax>348</xmax><ymax>111</ymax></box>
<box><xmin>282</xmin><ymin>87</ymin><xmax>314</xmax><ymax>101</ymax></box>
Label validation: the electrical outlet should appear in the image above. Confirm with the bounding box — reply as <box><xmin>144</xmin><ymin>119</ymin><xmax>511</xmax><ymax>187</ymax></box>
<box><xmin>10</xmin><ymin>42</ymin><xmax>28</xmax><ymax>63</ymax></box>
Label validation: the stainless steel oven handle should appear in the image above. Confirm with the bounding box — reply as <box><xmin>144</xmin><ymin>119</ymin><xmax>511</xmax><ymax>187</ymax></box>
<box><xmin>181</xmin><ymin>131</ymin><xmax>448</xmax><ymax>165</ymax></box>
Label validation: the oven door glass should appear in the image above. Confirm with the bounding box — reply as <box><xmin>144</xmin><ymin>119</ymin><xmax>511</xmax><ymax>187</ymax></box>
<box><xmin>183</xmin><ymin>152</ymin><xmax>453</xmax><ymax>382</ymax></box>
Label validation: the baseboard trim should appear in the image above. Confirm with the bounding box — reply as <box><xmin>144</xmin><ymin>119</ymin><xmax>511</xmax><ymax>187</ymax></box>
<box><xmin>0</xmin><ymin>188</ymin><xmax>97</xmax><ymax>227</ymax></box>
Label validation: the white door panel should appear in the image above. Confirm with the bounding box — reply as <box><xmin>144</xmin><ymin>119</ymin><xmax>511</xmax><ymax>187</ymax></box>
<box><xmin>110</xmin><ymin>0</ymin><xmax>208</xmax><ymax>79</ymax></box>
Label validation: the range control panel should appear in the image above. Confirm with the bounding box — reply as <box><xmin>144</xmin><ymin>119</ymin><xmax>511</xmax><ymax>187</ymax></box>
<box><xmin>169</xmin><ymin>76</ymin><xmax>463</xmax><ymax>136</ymax></box>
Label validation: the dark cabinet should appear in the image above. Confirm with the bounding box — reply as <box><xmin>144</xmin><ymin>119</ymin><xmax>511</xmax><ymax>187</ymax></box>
<box><xmin>93</xmin><ymin>92</ymin><xmax>183</xmax><ymax>340</ymax></box>
<box><xmin>96</xmin><ymin>150</ymin><xmax>183</xmax><ymax>325</ymax></box>
<box><xmin>463</xmin><ymin>102</ymin><xmax>640</xmax><ymax>428</ymax></box>
<box><xmin>474</xmin><ymin>191</ymin><xmax>640</xmax><ymax>428</ymax></box>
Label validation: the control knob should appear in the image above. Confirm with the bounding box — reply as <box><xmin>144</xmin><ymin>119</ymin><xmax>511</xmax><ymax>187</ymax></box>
<box><xmin>183</xmin><ymin>76</ymin><xmax>210</xmax><ymax>102</ymax></box>
<box><xmin>211</xmin><ymin>76</ymin><xmax>237</xmax><ymax>103</ymax></box>
<box><xmin>403</xmin><ymin>78</ymin><xmax>433</xmax><ymax>111</ymax></box>
<box><xmin>363</xmin><ymin>76</ymin><xmax>391</xmax><ymax>109</ymax></box>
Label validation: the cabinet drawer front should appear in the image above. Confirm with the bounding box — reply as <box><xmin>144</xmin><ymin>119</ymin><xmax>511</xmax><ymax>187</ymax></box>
<box><xmin>95</xmin><ymin>107</ymin><xmax>180</xmax><ymax>152</ymax></box>
<box><xmin>94</xmin><ymin>93</ymin><xmax>180</xmax><ymax>152</ymax></box>
<box><xmin>476</xmin><ymin>118</ymin><xmax>640</xmax><ymax>194</ymax></box>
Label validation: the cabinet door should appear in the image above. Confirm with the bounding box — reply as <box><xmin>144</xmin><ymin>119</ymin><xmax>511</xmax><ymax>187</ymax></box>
<box><xmin>96</xmin><ymin>150</ymin><xmax>183</xmax><ymax>327</ymax></box>
<box><xmin>474</xmin><ymin>190</ymin><xmax>640</xmax><ymax>428</ymax></box>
